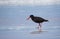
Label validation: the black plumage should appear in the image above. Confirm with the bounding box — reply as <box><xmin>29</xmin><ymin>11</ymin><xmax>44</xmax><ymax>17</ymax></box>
<box><xmin>30</xmin><ymin>15</ymin><xmax>48</xmax><ymax>23</ymax></box>
<box><xmin>27</xmin><ymin>15</ymin><xmax>48</xmax><ymax>31</ymax></box>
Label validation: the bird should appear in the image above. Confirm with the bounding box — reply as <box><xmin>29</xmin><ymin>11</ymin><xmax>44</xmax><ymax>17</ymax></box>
<box><xmin>27</xmin><ymin>15</ymin><xmax>48</xmax><ymax>31</ymax></box>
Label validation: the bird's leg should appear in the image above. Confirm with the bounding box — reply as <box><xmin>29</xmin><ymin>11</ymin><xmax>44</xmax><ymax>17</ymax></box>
<box><xmin>39</xmin><ymin>23</ymin><xmax>42</xmax><ymax>31</ymax></box>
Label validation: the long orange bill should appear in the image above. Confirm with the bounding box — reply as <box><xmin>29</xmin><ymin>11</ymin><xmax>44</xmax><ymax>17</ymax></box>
<box><xmin>27</xmin><ymin>17</ymin><xmax>30</xmax><ymax>20</ymax></box>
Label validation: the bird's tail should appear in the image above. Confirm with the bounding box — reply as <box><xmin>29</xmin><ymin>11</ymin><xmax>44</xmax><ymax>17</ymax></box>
<box><xmin>44</xmin><ymin>20</ymin><xmax>48</xmax><ymax>22</ymax></box>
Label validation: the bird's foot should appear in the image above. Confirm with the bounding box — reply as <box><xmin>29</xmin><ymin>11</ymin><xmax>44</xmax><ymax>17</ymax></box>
<box><xmin>39</xmin><ymin>29</ymin><xmax>42</xmax><ymax>32</ymax></box>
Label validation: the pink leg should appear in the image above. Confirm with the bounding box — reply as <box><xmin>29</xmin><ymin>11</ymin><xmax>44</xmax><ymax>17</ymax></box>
<box><xmin>39</xmin><ymin>23</ymin><xmax>42</xmax><ymax>31</ymax></box>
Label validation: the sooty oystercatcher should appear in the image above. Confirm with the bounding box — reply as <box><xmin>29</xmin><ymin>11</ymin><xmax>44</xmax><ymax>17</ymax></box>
<box><xmin>27</xmin><ymin>15</ymin><xmax>48</xmax><ymax>31</ymax></box>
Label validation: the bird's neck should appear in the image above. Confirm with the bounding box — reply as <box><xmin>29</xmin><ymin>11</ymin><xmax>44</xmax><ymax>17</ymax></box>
<box><xmin>31</xmin><ymin>16</ymin><xmax>34</xmax><ymax>20</ymax></box>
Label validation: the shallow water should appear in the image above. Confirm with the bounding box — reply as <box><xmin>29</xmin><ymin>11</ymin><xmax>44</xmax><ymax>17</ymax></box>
<box><xmin>0</xmin><ymin>5</ymin><xmax>60</xmax><ymax>39</ymax></box>
<box><xmin>0</xmin><ymin>25</ymin><xmax>60</xmax><ymax>39</ymax></box>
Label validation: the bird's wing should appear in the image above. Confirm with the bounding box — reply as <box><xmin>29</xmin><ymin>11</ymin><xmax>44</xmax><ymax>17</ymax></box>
<box><xmin>34</xmin><ymin>17</ymin><xmax>45</xmax><ymax>21</ymax></box>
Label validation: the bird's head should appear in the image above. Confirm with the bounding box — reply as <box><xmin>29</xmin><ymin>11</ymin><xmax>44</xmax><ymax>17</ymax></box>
<box><xmin>27</xmin><ymin>15</ymin><xmax>34</xmax><ymax>20</ymax></box>
<box><xmin>30</xmin><ymin>15</ymin><xmax>34</xmax><ymax>18</ymax></box>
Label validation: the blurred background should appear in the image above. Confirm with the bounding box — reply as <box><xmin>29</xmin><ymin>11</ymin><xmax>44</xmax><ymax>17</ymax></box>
<box><xmin>0</xmin><ymin>0</ymin><xmax>60</xmax><ymax>39</ymax></box>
